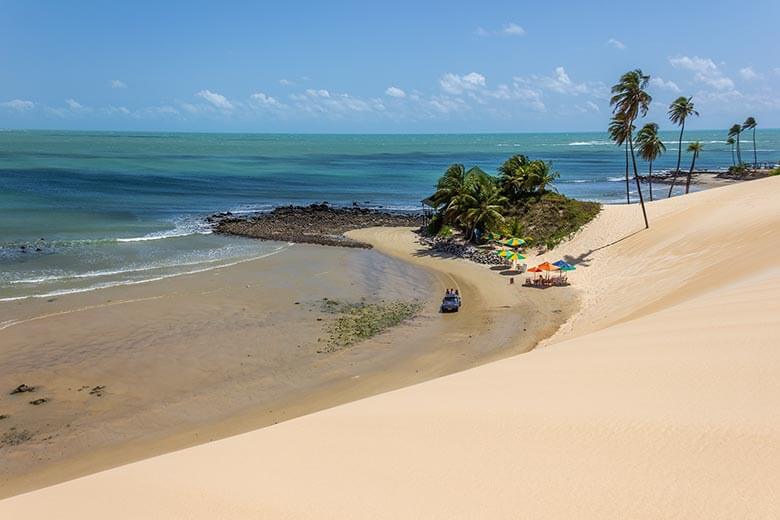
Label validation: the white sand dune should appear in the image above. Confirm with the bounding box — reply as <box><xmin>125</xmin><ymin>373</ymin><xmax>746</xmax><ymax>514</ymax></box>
<box><xmin>2</xmin><ymin>177</ymin><xmax>779</xmax><ymax>518</ymax></box>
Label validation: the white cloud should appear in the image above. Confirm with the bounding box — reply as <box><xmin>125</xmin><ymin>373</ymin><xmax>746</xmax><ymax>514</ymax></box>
<box><xmin>585</xmin><ymin>100</ymin><xmax>600</xmax><ymax>112</ymax></box>
<box><xmin>251</xmin><ymin>91</ymin><xmax>283</xmax><ymax>107</ymax></box>
<box><xmin>476</xmin><ymin>23</ymin><xmax>525</xmax><ymax>37</ymax></box>
<box><xmin>439</xmin><ymin>72</ymin><xmax>486</xmax><ymax>94</ymax></box>
<box><xmin>669</xmin><ymin>55</ymin><xmax>734</xmax><ymax>90</ymax></box>
<box><xmin>66</xmin><ymin>98</ymin><xmax>84</xmax><ymax>110</ymax></box>
<box><xmin>1</xmin><ymin>99</ymin><xmax>35</xmax><ymax>111</ymax></box>
<box><xmin>650</xmin><ymin>77</ymin><xmax>681</xmax><ymax>92</ymax></box>
<box><xmin>501</xmin><ymin>23</ymin><xmax>525</xmax><ymax>36</ymax></box>
<box><xmin>606</xmin><ymin>38</ymin><xmax>626</xmax><ymax>50</ymax></box>
<box><xmin>196</xmin><ymin>89</ymin><xmax>233</xmax><ymax>110</ymax></box>
<box><xmin>385</xmin><ymin>86</ymin><xmax>406</xmax><ymax>98</ymax></box>
<box><xmin>517</xmin><ymin>66</ymin><xmax>593</xmax><ymax>96</ymax></box>
<box><xmin>110</xmin><ymin>79</ymin><xmax>127</xmax><ymax>89</ymax></box>
<box><xmin>739</xmin><ymin>66</ymin><xmax>760</xmax><ymax>81</ymax></box>
<box><xmin>304</xmin><ymin>88</ymin><xmax>331</xmax><ymax>98</ymax></box>
<box><xmin>279</xmin><ymin>79</ymin><xmax>294</xmax><ymax>86</ymax></box>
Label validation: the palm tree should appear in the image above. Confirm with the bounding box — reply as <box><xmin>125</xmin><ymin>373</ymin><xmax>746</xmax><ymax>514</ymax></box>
<box><xmin>431</xmin><ymin>163</ymin><xmax>468</xmax><ymax>210</ymax></box>
<box><xmin>636</xmin><ymin>123</ymin><xmax>666</xmax><ymax>201</ymax></box>
<box><xmin>524</xmin><ymin>160</ymin><xmax>559</xmax><ymax>194</ymax></box>
<box><xmin>497</xmin><ymin>155</ymin><xmax>531</xmax><ymax>201</ymax></box>
<box><xmin>456</xmin><ymin>171</ymin><xmax>506</xmax><ymax>242</ymax></box>
<box><xmin>684</xmin><ymin>142</ymin><xmax>703</xmax><ymax>194</ymax></box>
<box><xmin>742</xmin><ymin>117</ymin><xmax>757</xmax><ymax>168</ymax></box>
<box><xmin>608</xmin><ymin>112</ymin><xmax>634</xmax><ymax>204</ymax></box>
<box><xmin>726</xmin><ymin>137</ymin><xmax>736</xmax><ymax>166</ymax></box>
<box><xmin>610</xmin><ymin>69</ymin><xmax>650</xmax><ymax>228</ymax></box>
<box><xmin>667</xmin><ymin>96</ymin><xmax>699</xmax><ymax>198</ymax></box>
<box><xmin>728</xmin><ymin>124</ymin><xmax>743</xmax><ymax>165</ymax></box>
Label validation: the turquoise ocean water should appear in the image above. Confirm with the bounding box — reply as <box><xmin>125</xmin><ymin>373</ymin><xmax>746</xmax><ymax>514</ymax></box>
<box><xmin>2</xmin><ymin>130</ymin><xmax>778</xmax><ymax>301</ymax></box>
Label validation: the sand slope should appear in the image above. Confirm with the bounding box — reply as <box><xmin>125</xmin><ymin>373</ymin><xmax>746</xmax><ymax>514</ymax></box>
<box><xmin>2</xmin><ymin>178</ymin><xmax>779</xmax><ymax>518</ymax></box>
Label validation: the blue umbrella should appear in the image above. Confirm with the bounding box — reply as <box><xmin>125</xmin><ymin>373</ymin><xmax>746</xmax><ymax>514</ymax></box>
<box><xmin>553</xmin><ymin>260</ymin><xmax>576</xmax><ymax>271</ymax></box>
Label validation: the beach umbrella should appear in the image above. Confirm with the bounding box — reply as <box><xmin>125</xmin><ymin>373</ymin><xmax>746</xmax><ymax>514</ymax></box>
<box><xmin>501</xmin><ymin>237</ymin><xmax>526</xmax><ymax>248</ymax></box>
<box><xmin>503</xmin><ymin>251</ymin><xmax>526</xmax><ymax>262</ymax></box>
<box><xmin>536</xmin><ymin>262</ymin><xmax>560</xmax><ymax>271</ymax></box>
<box><xmin>553</xmin><ymin>260</ymin><xmax>576</xmax><ymax>271</ymax></box>
<box><xmin>527</xmin><ymin>266</ymin><xmax>542</xmax><ymax>272</ymax></box>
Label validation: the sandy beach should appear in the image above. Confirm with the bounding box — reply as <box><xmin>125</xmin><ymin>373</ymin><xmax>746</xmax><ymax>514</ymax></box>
<box><xmin>2</xmin><ymin>176</ymin><xmax>777</xmax><ymax>518</ymax></box>
<box><xmin>0</xmin><ymin>228</ymin><xmax>574</xmax><ymax>498</ymax></box>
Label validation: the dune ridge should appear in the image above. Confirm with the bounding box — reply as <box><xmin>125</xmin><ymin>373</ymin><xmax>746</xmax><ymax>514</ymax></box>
<box><xmin>1</xmin><ymin>177</ymin><xmax>778</xmax><ymax>518</ymax></box>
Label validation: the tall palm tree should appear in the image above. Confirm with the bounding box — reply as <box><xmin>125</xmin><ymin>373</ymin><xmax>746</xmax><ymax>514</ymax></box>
<box><xmin>684</xmin><ymin>141</ymin><xmax>703</xmax><ymax>194</ymax></box>
<box><xmin>610</xmin><ymin>69</ymin><xmax>650</xmax><ymax>229</ymax></box>
<box><xmin>636</xmin><ymin>123</ymin><xmax>666</xmax><ymax>201</ymax></box>
<box><xmin>742</xmin><ymin>117</ymin><xmax>757</xmax><ymax>168</ymax></box>
<box><xmin>608</xmin><ymin>112</ymin><xmax>634</xmax><ymax>204</ymax></box>
<box><xmin>728</xmin><ymin>124</ymin><xmax>743</xmax><ymax>165</ymax></box>
<box><xmin>726</xmin><ymin>137</ymin><xmax>736</xmax><ymax>166</ymax></box>
<box><xmin>667</xmin><ymin>96</ymin><xmax>699</xmax><ymax>198</ymax></box>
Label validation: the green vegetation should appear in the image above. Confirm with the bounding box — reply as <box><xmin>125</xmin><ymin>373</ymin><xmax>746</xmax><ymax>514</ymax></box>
<box><xmin>321</xmin><ymin>300</ymin><xmax>423</xmax><ymax>351</ymax></box>
<box><xmin>1</xmin><ymin>428</ymin><xmax>33</xmax><ymax>448</ymax></box>
<box><xmin>427</xmin><ymin>154</ymin><xmax>599</xmax><ymax>249</ymax></box>
<box><xmin>769</xmin><ymin>166</ymin><xmax>780</xmax><ymax>177</ymax></box>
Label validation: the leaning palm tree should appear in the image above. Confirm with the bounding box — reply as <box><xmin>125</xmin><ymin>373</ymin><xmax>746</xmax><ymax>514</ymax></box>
<box><xmin>726</xmin><ymin>137</ymin><xmax>736</xmax><ymax>166</ymax></box>
<box><xmin>742</xmin><ymin>117</ymin><xmax>757</xmax><ymax>168</ymax></box>
<box><xmin>684</xmin><ymin>141</ymin><xmax>703</xmax><ymax>194</ymax></box>
<box><xmin>636</xmin><ymin>123</ymin><xmax>666</xmax><ymax>201</ymax></box>
<box><xmin>608</xmin><ymin>112</ymin><xmax>634</xmax><ymax>204</ymax></box>
<box><xmin>667</xmin><ymin>96</ymin><xmax>699</xmax><ymax>198</ymax></box>
<box><xmin>610</xmin><ymin>69</ymin><xmax>650</xmax><ymax>228</ymax></box>
<box><xmin>430</xmin><ymin>163</ymin><xmax>468</xmax><ymax>209</ymax></box>
<box><xmin>728</xmin><ymin>124</ymin><xmax>743</xmax><ymax>165</ymax></box>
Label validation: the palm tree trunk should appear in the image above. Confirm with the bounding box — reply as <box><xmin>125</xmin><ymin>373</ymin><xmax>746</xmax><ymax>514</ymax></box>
<box><xmin>648</xmin><ymin>160</ymin><xmax>653</xmax><ymax>201</ymax></box>
<box><xmin>752</xmin><ymin>127</ymin><xmax>757</xmax><ymax>168</ymax></box>
<box><xmin>668</xmin><ymin>121</ymin><xmax>685</xmax><ymax>198</ymax></box>
<box><xmin>628</xmin><ymin>133</ymin><xmax>649</xmax><ymax>229</ymax></box>
<box><xmin>736</xmin><ymin>133</ymin><xmax>742</xmax><ymax>164</ymax></box>
<box><xmin>685</xmin><ymin>153</ymin><xmax>698</xmax><ymax>194</ymax></box>
<box><xmin>624</xmin><ymin>141</ymin><xmax>630</xmax><ymax>204</ymax></box>
<box><xmin>731</xmin><ymin>144</ymin><xmax>735</xmax><ymax>166</ymax></box>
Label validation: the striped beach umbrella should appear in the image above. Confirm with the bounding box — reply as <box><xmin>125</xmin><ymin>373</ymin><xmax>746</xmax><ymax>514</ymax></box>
<box><xmin>501</xmin><ymin>237</ymin><xmax>526</xmax><ymax>248</ymax></box>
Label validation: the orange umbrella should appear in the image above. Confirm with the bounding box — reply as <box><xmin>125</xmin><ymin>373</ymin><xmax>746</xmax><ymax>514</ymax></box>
<box><xmin>527</xmin><ymin>266</ymin><xmax>542</xmax><ymax>272</ymax></box>
<box><xmin>536</xmin><ymin>262</ymin><xmax>560</xmax><ymax>271</ymax></box>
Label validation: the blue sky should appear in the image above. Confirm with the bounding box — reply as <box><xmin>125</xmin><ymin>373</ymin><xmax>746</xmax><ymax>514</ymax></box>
<box><xmin>1</xmin><ymin>0</ymin><xmax>779</xmax><ymax>132</ymax></box>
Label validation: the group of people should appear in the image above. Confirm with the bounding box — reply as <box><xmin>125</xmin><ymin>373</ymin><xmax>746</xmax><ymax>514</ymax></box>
<box><xmin>445</xmin><ymin>288</ymin><xmax>459</xmax><ymax>296</ymax></box>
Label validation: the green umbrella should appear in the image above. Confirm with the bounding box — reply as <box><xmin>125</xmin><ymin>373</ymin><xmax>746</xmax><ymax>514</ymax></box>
<box><xmin>501</xmin><ymin>237</ymin><xmax>526</xmax><ymax>247</ymax></box>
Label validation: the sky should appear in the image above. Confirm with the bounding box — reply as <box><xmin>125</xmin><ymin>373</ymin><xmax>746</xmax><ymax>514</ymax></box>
<box><xmin>1</xmin><ymin>0</ymin><xmax>779</xmax><ymax>133</ymax></box>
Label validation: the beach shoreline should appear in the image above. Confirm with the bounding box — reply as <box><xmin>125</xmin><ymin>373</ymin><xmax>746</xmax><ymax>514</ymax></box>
<box><xmin>0</xmin><ymin>225</ymin><xmax>576</xmax><ymax>498</ymax></box>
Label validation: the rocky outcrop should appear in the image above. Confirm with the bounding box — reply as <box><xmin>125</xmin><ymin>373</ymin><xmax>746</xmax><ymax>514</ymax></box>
<box><xmin>417</xmin><ymin>236</ymin><xmax>506</xmax><ymax>265</ymax></box>
<box><xmin>210</xmin><ymin>203</ymin><xmax>423</xmax><ymax>248</ymax></box>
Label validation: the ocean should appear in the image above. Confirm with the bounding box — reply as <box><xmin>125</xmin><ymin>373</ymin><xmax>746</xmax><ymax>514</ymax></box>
<box><xmin>2</xmin><ymin>129</ymin><xmax>778</xmax><ymax>301</ymax></box>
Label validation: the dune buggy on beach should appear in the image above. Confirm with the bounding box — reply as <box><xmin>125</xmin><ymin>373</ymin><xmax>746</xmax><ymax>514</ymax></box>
<box><xmin>440</xmin><ymin>293</ymin><xmax>461</xmax><ymax>313</ymax></box>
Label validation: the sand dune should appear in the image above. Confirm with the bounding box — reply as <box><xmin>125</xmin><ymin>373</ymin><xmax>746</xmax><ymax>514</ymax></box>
<box><xmin>2</xmin><ymin>178</ymin><xmax>779</xmax><ymax>518</ymax></box>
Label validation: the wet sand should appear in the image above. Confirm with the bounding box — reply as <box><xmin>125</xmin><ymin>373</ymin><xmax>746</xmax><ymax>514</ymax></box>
<box><xmin>0</xmin><ymin>237</ymin><xmax>575</xmax><ymax>498</ymax></box>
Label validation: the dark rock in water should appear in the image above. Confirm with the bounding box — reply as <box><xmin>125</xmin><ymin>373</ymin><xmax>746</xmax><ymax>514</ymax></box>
<box><xmin>210</xmin><ymin>203</ymin><xmax>424</xmax><ymax>248</ymax></box>
<box><xmin>29</xmin><ymin>398</ymin><xmax>48</xmax><ymax>405</ymax></box>
<box><xmin>0</xmin><ymin>414</ymin><xmax>8</xmax><ymax>420</ymax></box>
<box><xmin>10</xmin><ymin>384</ymin><xmax>35</xmax><ymax>395</ymax></box>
